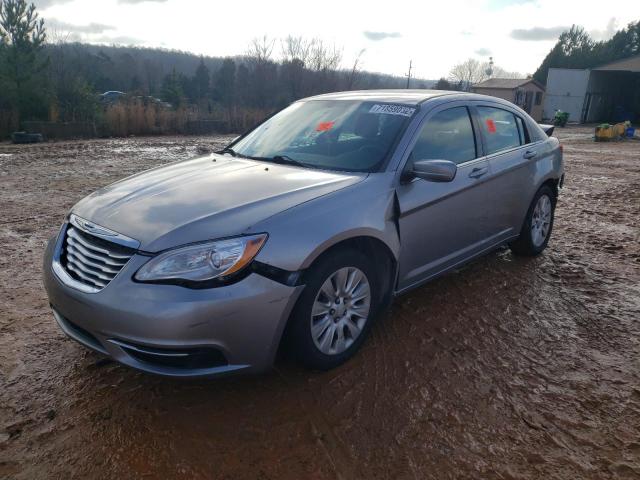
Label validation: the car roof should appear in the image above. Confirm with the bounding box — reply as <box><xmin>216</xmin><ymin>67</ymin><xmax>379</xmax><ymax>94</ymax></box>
<box><xmin>302</xmin><ymin>89</ymin><xmax>460</xmax><ymax>105</ymax></box>
<box><xmin>298</xmin><ymin>90</ymin><xmax>537</xmax><ymax>122</ymax></box>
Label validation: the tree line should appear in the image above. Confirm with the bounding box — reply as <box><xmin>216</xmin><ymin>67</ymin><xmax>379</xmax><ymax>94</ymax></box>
<box><xmin>1</xmin><ymin>0</ymin><xmax>638</xmax><ymax>138</ymax></box>
<box><xmin>534</xmin><ymin>21</ymin><xmax>640</xmax><ymax>84</ymax></box>
<box><xmin>0</xmin><ymin>0</ymin><xmax>434</xmax><ymax>138</ymax></box>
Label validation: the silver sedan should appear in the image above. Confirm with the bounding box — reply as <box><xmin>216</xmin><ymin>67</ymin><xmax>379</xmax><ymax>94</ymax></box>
<box><xmin>43</xmin><ymin>90</ymin><xmax>564</xmax><ymax>377</ymax></box>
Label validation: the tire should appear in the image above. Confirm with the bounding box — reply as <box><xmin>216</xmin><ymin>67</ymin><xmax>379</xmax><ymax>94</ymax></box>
<box><xmin>286</xmin><ymin>248</ymin><xmax>384</xmax><ymax>370</ymax></box>
<box><xmin>509</xmin><ymin>184</ymin><xmax>556</xmax><ymax>256</ymax></box>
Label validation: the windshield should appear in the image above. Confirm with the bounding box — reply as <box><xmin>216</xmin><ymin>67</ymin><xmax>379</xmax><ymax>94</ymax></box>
<box><xmin>231</xmin><ymin>100</ymin><xmax>416</xmax><ymax>172</ymax></box>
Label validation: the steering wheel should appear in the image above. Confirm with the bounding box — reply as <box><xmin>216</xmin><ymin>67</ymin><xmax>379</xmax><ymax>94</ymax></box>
<box><xmin>357</xmin><ymin>144</ymin><xmax>385</xmax><ymax>159</ymax></box>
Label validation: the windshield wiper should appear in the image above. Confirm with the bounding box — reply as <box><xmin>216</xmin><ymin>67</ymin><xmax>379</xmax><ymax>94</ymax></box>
<box><xmin>268</xmin><ymin>155</ymin><xmax>310</xmax><ymax>168</ymax></box>
<box><xmin>220</xmin><ymin>150</ymin><xmax>311</xmax><ymax>168</ymax></box>
<box><xmin>218</xmin><ymin>146</ymin><xmax>242</xmax><ymax>157</ymax></box>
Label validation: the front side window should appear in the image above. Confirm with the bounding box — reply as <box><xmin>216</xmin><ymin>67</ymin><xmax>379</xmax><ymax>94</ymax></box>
<box><xmin>232</xmin><ymin>100</ymin><xmax>414</xmax><ymax>172</ymax></box>
<box><xmin>477</xmin><ymin>106</ymin><xmax>522</xmax><ymax>155</ymax></box>
<box><xmin>410</xmin><ymin>107</ymin><xmax>477</xmax><ymax>165</ymax></box>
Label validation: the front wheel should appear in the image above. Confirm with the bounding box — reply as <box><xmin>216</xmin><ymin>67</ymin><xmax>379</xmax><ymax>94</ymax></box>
<box><xmin>510</xmin><ymin>185</ymin><xmax>556</xmax><ymax>256</ymax></box>
<box><xmin>286</xmin><ymin>249</ymin><xmax>382</xmax><ymax>370</ymax></box>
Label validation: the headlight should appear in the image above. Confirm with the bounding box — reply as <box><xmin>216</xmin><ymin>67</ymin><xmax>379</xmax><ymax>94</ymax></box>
<box><xmin>135</xmin><ymin>234</ymin><xmax>267</xmax><ymax>283</ymax></box>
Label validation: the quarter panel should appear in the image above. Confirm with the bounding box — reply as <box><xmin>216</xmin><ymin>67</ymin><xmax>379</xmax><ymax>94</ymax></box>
<box><xmin>251</xmin><ymin>173</ymin><xmax>400</xmax><ymax>272</ymax></box>
<box><xmin>490</xmin><ymin>139</ymin><xmax>560</xmax><ymax>233</ymax></box>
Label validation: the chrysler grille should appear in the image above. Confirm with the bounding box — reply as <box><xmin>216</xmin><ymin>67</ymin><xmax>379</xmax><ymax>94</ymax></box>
<box><xmin>61</xmin><ymin>225</ymin><xmax>135</xmax><ymax>290</ymax></box>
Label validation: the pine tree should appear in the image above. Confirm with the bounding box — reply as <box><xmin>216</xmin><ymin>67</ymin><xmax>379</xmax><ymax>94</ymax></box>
<box><xmin>161</xmin><ymin>68</ymin><xmax>184</xmax><ymax>108</ymax></box>
<box><xmin>533</xmin><ymin>22</ymin><xmax>640</xmax><ymax>84</ymax></box>
<box><xmin>0</xmin><ymin>0</ymin><xmax>47</xmax><ymax>123</ymax></box>
<box><xmin>193</xmin><ymin>57</ymin><xmax>210</xmax><ymax>100</ymax></box>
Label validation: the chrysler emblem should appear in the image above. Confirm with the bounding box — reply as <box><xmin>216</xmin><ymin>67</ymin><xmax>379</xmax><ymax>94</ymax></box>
<box><xmin>77</xmin><ymin>218</ymin><xmax>117</xmax><ymax>237</ymax></box>
<box><xmin>68</xmin><ymin>214</ymin><xmax>141</xmax><ymax>250</ymax></box>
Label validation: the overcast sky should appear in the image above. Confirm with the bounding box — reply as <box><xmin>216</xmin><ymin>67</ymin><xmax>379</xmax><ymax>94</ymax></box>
<box><xmin>35</xmin><ymin>0</ymin><xmax>639</xmax><ymax>79</ymax></box>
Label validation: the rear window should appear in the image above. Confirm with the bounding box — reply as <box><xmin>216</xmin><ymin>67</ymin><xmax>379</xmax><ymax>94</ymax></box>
<box><xmin>477</xmin><ymin>106</ymin><xmax>521</xmax><ymax>155</ymax></box>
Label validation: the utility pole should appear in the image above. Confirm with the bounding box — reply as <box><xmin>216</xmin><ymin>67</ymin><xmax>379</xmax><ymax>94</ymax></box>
<box><xmin>405</xmin><ymin>60</ymin><xmax>412</xmax><ymax>89</ymax></box>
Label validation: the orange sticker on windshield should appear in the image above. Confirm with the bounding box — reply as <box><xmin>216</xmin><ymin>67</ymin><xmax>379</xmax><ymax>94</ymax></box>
<box><xmin>486</xmin><ymin>119</ymin><xmax>497</xmax><ymax>133</ymax></box>
<box><xmin>315</xmin><ymin>121</ymin><xmax>335</xmax><ymax>132</ymax></box>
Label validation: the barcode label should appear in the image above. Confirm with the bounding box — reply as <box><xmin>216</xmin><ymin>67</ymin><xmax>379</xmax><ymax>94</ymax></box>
<box><xmin>369</xmin><ymin>104</ymin><xmax>416</xmax><ymax>117</ymax></box>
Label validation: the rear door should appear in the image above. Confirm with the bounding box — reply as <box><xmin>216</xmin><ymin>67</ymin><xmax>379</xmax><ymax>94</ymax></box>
<box><xmin>472</xmin><ymin>103</ymin><xmax>547</xmax><ymax>239</ymax></box>
<box><xmin>395</xmin><ymin>103</ymin><xmax>493</xmax><ymax>291</ymax></box>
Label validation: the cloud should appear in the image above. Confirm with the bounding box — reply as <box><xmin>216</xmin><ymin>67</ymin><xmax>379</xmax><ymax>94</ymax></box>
<box><xmin>93</xmin><ymin>34</ymin><xmax>145</xmax><ymax>45</ymax></box>
<box><xmin>475</xmin><ymin>48</ymin><xmax>492</xmax><ymax>56</ymax></box>
<box><xmin>510</xmin><ymin>25</ymin><xmax>568</xmax><ymax>41</ymax></box>
<box><xmin>488</xmin><ymin>0</ymin><xmax>537</xmax><ymax>9</ymax></box>
<box><xmin>32</xmin><ymin>0</ymin><xmax>73</xmax><ymax>8</ymax></box>
<box><xmin>590</xmin><ymin>17</ymin><xmax>618</xmax><ymax>41</ymax></box>
<box><xmin>35</xmin><ymin>0</ymin><xmax>169</xmax><ymax>6</ymax></box>
<box><xmin>46</xmin><ymin>18</ymin><xmax>116</xmax><ymax>34</ymax></box>
<box><xmin>363</xmin><ymin>31</ymin><xmax>402</xmax><ymax>41</ymax></box>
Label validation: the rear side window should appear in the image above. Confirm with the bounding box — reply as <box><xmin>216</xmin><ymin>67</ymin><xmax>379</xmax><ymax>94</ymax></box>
<box><xmin>477</xmin><ymin>106</ymin><xmax>521</xmax><ymax>155</ymax></box>
<box><xmin>411</xmin><ymin>107</ymin><xmax>476</xmax><ymax>165</ymax></box>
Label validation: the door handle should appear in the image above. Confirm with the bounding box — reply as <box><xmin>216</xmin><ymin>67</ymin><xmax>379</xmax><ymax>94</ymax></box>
<box><xmin>468</xmin><ymin>166</ymin><xmax>488</xmax><ymax>178</ymax></box>
<box><xmin>523</xmin><ymin>150</ymin><xmax>537</xmax><ymax>159</ymax></box>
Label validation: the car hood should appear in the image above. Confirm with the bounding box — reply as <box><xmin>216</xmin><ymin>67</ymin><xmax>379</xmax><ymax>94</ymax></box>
<box><xmin>72</xmin><ymin>154</ymin><xmax>365</xmax><ymax>252</ymax></box>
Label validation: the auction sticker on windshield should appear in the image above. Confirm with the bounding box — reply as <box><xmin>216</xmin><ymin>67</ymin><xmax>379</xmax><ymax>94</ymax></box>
<box><xmin>315</xmin><ymin>121</ymin><xmax>335</xmax><ymax>131</ymax></box>
<box><xmin>369</xmin><ymin>104</ymin><xmax>416</xmax><ymax>117</ymax></box>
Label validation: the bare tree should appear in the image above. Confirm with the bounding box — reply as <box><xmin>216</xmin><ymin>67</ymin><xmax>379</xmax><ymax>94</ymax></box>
<box><xmin>448</xmin><ymin>58</ymin><xmax>487</xmax><ymax>90</ymax></box>
<box><xmin>280</xmin><ymin>36</ymin><xmax>310</xmax><ymax>100</ymax></box>
<box><xmin>246</xmin><ymin>35</ymin><xmax>275</xmax><ymax>65</ymax></box>
<box><xmin>308</xmin><ymin>38</ymin><xmax>342</xmax><ymax>72</ymax></box>
<box><xmin>346</xmin><ymin>48</ymin><xmax>365</xmax><ymax>89</ymax></box>
<box><xmin>280</xmin><ymin>35</ymin><xmax>312</xmax><ymax>65</ymax></box>
<box><xmin>449</xmin><ymin>58</ymin><xmax>526</xmax><ymax>90</ymax></box>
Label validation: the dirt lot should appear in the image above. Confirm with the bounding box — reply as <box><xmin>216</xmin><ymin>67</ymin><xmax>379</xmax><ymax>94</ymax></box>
<box><xmin>1</xmin><ymin>127</ymin><xmax>639</xmax><ymax>479</ymax></box>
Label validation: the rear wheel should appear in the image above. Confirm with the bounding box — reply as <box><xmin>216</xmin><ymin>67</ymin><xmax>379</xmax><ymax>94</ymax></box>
<box><xmin>510</xmin><ymin>185</ymin><xmax>556</xmax><ymax>256</ymax></box>
<box><xmin>287</xmin><ymin>249</ymin><xmax>382</xmax><ymax>370</ymax></box>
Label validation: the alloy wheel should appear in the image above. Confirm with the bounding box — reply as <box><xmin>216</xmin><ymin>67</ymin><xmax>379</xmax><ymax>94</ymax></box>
<box><xmin>310</xmin><ymin>267</ymin><xmax>371</xmax><ymax>355</ymax></box>
<box><xmin>531</xmin><ymin>194</ymin><xmax>552</xmax><ymax>247</ymax></box>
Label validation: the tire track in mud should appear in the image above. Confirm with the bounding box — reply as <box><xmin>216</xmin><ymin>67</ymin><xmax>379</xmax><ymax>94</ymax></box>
<box><xmin>1</xmin><ymin>129</ymin><xmax>640</xmax><ymax>479</ymax></box>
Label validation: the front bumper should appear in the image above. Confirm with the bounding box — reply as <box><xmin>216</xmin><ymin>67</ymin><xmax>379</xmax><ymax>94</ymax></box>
<box><xmin>43</xmin><ymin>237</ymin><xmax>303</xmax><ymax>377</ymax></box>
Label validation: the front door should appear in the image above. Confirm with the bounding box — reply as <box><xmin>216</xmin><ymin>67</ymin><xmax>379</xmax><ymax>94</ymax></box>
<box><xmin>395</xmin><ymin>104</ymin><xmax>493</xmax><ymax>291</ymax></box>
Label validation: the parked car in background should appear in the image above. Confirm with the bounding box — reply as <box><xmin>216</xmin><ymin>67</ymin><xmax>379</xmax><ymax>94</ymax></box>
<box><xmin>43</xmin><ymin>90</ymin><xmax>564</xmax><ymax>378</ymax></box>
<box><xmin>99</xmin><ymin>91</ymin><xmax>126</xmax><ymax>104</ymax></box>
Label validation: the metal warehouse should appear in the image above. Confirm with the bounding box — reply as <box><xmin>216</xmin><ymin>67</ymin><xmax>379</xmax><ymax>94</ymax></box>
<box><xmin>543</xmin><ymin>54</ymin><xmax>640</xmax><ymax>123</ymax></box>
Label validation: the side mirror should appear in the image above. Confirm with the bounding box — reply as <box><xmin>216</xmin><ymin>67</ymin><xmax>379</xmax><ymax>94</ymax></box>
<box><xmin>411</xmin><ymin>159</ymin><xmax>457</xmax><ymax>182</ymax></box>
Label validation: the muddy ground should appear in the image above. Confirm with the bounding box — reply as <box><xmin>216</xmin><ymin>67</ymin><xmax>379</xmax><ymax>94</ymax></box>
<box><xmin>0</xmin><ymin>127</ymin><xmax>639</xmax><ymax>479</ymax></box>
